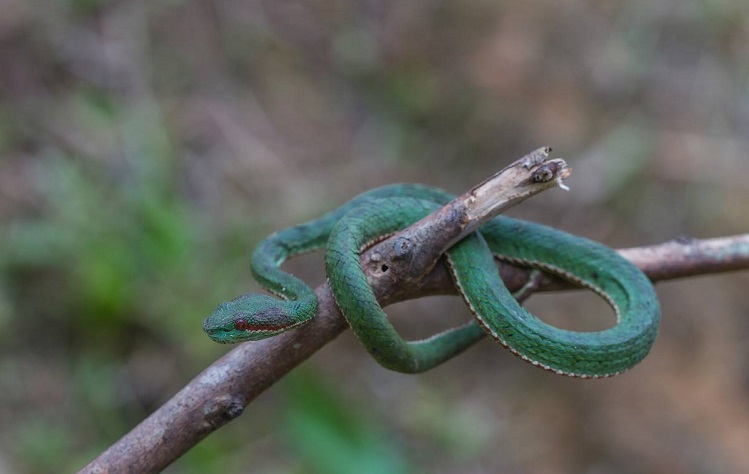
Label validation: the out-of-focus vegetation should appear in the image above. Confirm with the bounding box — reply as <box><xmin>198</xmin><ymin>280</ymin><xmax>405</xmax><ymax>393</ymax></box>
<box><xmin>1</xmin><ymin>0</ymin><xmax>748</xmax><ymax>473</ymax></box>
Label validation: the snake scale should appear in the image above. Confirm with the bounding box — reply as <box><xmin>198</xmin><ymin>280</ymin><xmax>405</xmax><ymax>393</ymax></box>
<box><xmin>203</xmin><ymin>184</ymin><xmax>660</xmax><ymax>378</ymax></box>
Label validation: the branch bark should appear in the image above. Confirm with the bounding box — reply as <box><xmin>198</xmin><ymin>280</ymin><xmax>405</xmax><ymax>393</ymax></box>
<box><xmin>80</xmin><ymin>150</ymin><xmax>749</xmax><ymax>473</ymax></box>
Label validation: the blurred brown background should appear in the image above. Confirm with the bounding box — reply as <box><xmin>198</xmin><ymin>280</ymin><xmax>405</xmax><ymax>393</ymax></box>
<box><xmin>1</xmin><ymin>0</ymin><xmax>748</xmax><ymax>473</ymax></box>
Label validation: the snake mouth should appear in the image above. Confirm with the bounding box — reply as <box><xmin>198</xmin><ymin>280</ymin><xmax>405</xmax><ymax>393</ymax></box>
<box><xmin>244</xmin><ymin>324</ymin><xmax>288</xmax><ymax>332</ymax></box>
<box><xmin>202</xmin><ymin>322</ymin><xmax>233</xmax><ymax>344</ymax></box>
<box><xmin>202</xmin><ymin>319</ymin><xmax>239</xmax><ymax>343</ymax></box>
<box><xmin>205</xmin><ymin>332</ymin><xmax>234</xmax><ymax>344</ymax></box>
<box><xmin>203</xmin><ymin>319</ymin><xmax>301</xmax><ymax>343</ymax></box>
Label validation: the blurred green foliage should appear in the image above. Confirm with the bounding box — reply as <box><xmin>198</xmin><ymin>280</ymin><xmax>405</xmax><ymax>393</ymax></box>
<box><xmin>282</xmin><ymin>370</ymin><xmax>411</xmax><ymax>474</ymax></box>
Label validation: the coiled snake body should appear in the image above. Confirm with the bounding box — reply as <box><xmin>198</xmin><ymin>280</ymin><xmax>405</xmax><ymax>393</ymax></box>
<box><xmin>204</xmin><ymin>184</ymin><xmax>660</xmax><ymax>378</ymax></box>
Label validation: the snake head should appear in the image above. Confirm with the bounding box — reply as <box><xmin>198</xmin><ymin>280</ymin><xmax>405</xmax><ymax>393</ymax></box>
<box><xmin>203</xmin><ymin>294</ymin><xmax>300</xmax><ymax>343</ymax></box>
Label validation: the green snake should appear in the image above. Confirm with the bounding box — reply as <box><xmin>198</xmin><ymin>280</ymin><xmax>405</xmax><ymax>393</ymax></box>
<box><xmin>203</xmin><ymin>184</ymin><xmax>660</xmax><ymax>378</ymax></box>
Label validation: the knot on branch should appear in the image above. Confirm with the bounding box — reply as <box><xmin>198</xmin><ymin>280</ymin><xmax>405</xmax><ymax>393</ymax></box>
<box><xmin>203</xmin><ymin>395</ymin><xmax>245</xmax><ymax>429</ymax></box>
<box><xmin>391</xmin><ymin>237</ymin><xmax>414</xmax><ymax>261</ymax></box>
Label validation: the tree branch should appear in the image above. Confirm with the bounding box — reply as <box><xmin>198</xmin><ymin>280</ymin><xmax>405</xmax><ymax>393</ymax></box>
<box><xmin>79</xmin><ymin>150</ymin><xmax>749</xmax><ymax>473</ymax></box>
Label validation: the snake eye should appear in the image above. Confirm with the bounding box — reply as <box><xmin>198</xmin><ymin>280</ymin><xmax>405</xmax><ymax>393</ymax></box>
<box><xmin>233</xmin><ymin>318</ymin><xmax>250</xmax><ymax>331</ymax></box>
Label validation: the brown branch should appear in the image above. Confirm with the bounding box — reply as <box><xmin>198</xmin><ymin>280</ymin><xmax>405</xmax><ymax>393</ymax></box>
<box><xmin>619</xmin><ymin>235</ymin><xmax>749</xmax><ymax>281</ymax></box>
<box><xmin>79</xmin><ymin>151</ymin><xmax>749</xmax><ymax>473</ymax></box>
